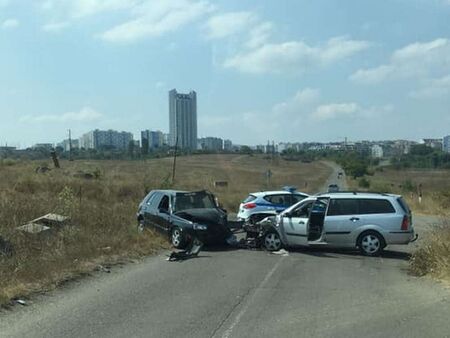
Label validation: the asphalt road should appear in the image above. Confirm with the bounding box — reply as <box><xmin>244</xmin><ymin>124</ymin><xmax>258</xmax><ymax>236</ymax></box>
<box><xmin>1</xmin><ymin>165</ymin><xmax>449</xmax><ymax>338</ymax></box>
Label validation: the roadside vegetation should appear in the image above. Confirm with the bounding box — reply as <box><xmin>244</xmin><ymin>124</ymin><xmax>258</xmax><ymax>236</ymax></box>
<box><xmin>0</xmin><ymin>154</ymin><xmax>330</xmax><ymax>305</ymax></box>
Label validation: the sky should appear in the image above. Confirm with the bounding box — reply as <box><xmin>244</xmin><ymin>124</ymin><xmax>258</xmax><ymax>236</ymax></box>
<box><xmin>0</xmin><ymin>0</ymin><xmax>449</xmax><ymax>148</ymax></box>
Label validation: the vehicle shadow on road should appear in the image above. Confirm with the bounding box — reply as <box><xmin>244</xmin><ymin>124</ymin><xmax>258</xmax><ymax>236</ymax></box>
<box><xmin>288</xmin><ymin>247</ymin><xmax>411</xmax><ymax>261</ymax></box>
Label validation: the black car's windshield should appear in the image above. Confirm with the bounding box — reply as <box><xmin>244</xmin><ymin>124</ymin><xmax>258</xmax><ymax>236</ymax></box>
<box><xmin>174</xmin><ymin>191</ymin><xmax>216</xmax><ymax>212</ymax></box>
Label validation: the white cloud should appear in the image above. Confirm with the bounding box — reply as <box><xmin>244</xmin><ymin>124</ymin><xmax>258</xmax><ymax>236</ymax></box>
<box><xmin>245</xmin><ymin>21</ymin><xmax>274</xmax><ymax>49</ymax></box>
<box><xmin>42</xmin><ymin>21</ymin><xmax>70</xmax><ymax>32</ymax></box>
<box><xmin>224</xmin><ymin>36</ymin><xmax>370</xmax><ymax>74</ymax></box>
<box><xmin>350</xmin><ymin>38</ymin><xmax>450</xmax><ymax>84</ymax></box>
<box><xmin>272</xmin><ymin>88</ymin><xmax>320</xmax><ymax>115</ymax></box>
<box><xmin>1</xmin><ymin>18</ymin><xmax>19</xmax><ymax>29</ymax></box>
<box><xmin>204</xmin><ymin>11</ymin><xmax>256</xmax><ymax>40</ymax></box>
<box><xmin>312</xmin><ymin>103</ymin><xmax>360</xmax><ymax>121</ymax></box>
<box><xmin>409</xmin><ymin>74</ymin><xmax>450</xmax><ymax>99</ymax></box>
<box><xmin>41</xmin><ymin>0</ymin><xmax>137</xmax><ymax>18</ymax></box>
<box><xmin>99</xmin><ymin>0</ymin><xmax>214</xmax><ymax>43</ymax></box>
<box><xmin>20</xmin><ymin>107</ymin><xmax>103</xmax><ymax>123</ymax></box>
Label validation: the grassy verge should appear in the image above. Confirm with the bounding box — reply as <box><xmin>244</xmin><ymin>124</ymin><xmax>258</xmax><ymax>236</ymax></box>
<box><xmin>410</xmin><ymin>219</ymin><xmax>450</xmax><ymax>283</ymax></box>
<box><xmin>0</xmin><ymin>155</ymin><xmax>331</xmax><ymax>305</ymax></box>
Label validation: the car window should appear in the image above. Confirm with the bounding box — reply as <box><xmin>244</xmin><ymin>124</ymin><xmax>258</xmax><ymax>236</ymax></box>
<box><xmin>358</xmin><ymin>199</ymin><xmax>395</xmax><ymax>214</ymax></box>
<box><xmin>292</xmin><ymin>194</ymin><xmax>307</xmax><ymax>204</ymax></box>
<box><xmin>327</xmin><ymin>199</ymin><xmax>359</xmax><ymax>216</ymax></box>
<box><xmin>146</xmin><ymin>192</ymin><xmax>157</xmax><ymax>205</ymax></box>
<box><xmin>174</xmin><ymin>191</ymin><xmax>216</xmax><ymax>212</ymax></box>
<box><xmin>291</xmin><ymin>201</ymin><xmax>314</xmax><ymax>218</ymax></box>
<box><xmin>158</xmin><ymin>195</ymin><xmax>169</xmax><ymax>211</ymax></box>
<box><xmin>243</xmin><ymin>195</ymin><xmax>257</xmax><ymax>203</ymax></box>
<box><xmin>264</xmin><ymin>194</ymin><xmax>290</xmax><ymax>205</ymax></box>
<box><xmin>397</xmin><ymin>197</ymin><xmax>411</xmax><ymax>215</ymax></box>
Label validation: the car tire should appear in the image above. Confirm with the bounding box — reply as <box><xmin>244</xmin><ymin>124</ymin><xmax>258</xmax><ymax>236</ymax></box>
<box><xmin>171</xmin><ymin>227</ymin><xmax>186</xmax><ymax>249</ymax></box>
<box><xmin>264</xmin><ymin>231</ymin><xmax>282</xmax><ymax>251</ymax></box>
<box><xmin>357</xmin><ymin>231</ymin><xmax>384</xmax><ymax>256</ymax></box>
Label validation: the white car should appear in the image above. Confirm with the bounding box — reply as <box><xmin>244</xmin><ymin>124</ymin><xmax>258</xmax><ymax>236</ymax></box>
<box><xmin>262</xmin><ymin>192</ymin><xmax>417</xmax><ymax>256</ymax></box>
<box><xmin>237</xmin><ymin>188</ymin><xmax>309</xmax><ymax>224</ymax></box>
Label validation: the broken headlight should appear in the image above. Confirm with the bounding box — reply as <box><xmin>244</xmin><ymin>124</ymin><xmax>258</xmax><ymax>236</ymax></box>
<box><xmin>275</xmin><ymin>215</ymin><xmax>281</xmax><ymax>226</ymax></box>
<box><xmin>193</xmin><ymin>223</ymin><xmax>208</xmax><ymax>231</ymax></box>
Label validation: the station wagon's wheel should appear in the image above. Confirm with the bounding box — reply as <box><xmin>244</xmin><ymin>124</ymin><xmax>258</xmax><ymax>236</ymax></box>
<box><xmin>357</xmin><ymin>231</ymin><xmax>384</xmax><ymax>256</ymax></box>
<box><xmin>264</xmin><ymin>232</ymin><xmax>282</xmax><ymax>251</ymax></box>
<box><xmin>171</xmin><ymin>227</ymin><xmax>186</xmax><ymax>249</ymax></box>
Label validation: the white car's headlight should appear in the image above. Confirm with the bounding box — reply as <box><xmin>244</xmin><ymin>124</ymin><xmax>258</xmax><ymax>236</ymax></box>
<box><xmin>193</xmin><ymin>224</ymin><xmax>208</xmax><ymax>231</ymax></box>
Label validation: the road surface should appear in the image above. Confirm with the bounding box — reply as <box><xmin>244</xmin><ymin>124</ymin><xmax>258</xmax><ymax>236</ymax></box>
<box><xmin>1</xmin><ymin>165</ymin><xmax>449</xmax><ymax>338</ymax></box>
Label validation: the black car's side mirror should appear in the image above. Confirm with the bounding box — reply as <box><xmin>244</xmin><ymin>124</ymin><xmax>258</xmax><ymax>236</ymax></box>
<box><xmin>284</xmin><ymin>212</ymin><xmax>292</xmax><ymax>218</ymax></box>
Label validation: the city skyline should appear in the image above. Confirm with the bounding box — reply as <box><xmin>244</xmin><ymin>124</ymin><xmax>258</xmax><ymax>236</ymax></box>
<box><xmin>1</xmin><ymin>1</ymin><xmax>449</xmax><ymax>147</ymax></box>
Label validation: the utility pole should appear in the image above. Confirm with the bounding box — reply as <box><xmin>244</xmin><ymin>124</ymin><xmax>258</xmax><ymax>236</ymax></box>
<box><xmin>68</xmin><ymin>129</ymin><xmax>73</xmax><ymax>161</ymax></box>
<box><xmin>172</xmin><ymin>135</ymin><xmax>179</xmax><ymax>185</ymax></box>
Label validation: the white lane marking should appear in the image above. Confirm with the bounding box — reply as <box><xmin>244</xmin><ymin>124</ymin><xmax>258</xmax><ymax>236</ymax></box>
<box><xmin>221</xmin><ymin>257</ymin><xmax>285</xmax><ymax>338</ymax></box>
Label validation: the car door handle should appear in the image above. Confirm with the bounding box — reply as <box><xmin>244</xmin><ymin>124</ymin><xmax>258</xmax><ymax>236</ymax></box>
<box><xmin>349</xmin><ymin>217</ymin><xmax>360</xmax><ymax>222</ymax></box>
<box><xmin>298</xmin><ymin>221</ymin><xmax>305</xmax><ymax>225</ymax></box>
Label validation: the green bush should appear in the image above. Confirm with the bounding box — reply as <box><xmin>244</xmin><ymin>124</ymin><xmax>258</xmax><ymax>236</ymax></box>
<box><xmin>358</xmin><ymin>177</ymin><xmax>371</xmax><ymax>189</ymax></box>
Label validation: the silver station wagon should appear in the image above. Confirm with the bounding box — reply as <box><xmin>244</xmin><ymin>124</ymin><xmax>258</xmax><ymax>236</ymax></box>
<box><xmin>263</xmin><ymin>192</ymin><xmax>417</xmax><ymax>256</ymax></box>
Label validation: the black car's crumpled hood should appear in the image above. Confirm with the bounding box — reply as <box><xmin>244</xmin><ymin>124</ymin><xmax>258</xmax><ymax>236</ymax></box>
<box><xmin>174</xmin><ymin>208</ymin><xmax>227</xmax><ymax>226</ymax></box>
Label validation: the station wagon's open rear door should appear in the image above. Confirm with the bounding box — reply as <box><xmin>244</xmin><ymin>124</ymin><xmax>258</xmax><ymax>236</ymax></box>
<box><xmin>308</xmin><ymin>197</ymin><xmax>329</xmax><ymax>242</ymax></box>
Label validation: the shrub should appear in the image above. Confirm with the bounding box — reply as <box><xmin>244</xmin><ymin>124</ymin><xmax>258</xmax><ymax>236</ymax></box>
<box><xmin>358</xmin><ymin>177</ymin><xmax>370</xmax><ymax>189</ymax></box>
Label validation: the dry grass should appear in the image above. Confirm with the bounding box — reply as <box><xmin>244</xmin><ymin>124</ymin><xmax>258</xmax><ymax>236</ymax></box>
<box><xmin>0</xmin><ymin>154</ymin><xmax>330</xmax><ymax>305</ymax></box>
<box><xmin>348</xmin><ymin>167</ymin><xmax>450</xmax><ymax>216</ymax></box>
<box><xmin>410</xmin><ymin>219</ymin><xmax>450</xmax><ymax>281</ymax></box>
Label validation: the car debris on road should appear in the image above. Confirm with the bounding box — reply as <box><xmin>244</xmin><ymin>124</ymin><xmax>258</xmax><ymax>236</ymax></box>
<box><xmin>167</xmin><ymin>237</ymin><xmax>203</xmax><ymax>262</ymax></box>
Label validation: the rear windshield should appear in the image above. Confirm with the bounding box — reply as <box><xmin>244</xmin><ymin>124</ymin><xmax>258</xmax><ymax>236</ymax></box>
<box><xmin>397</xmin><ymin>197</ymin><xmax>411</xmax><ymax>214</ymax></box>
<box><xmin>243</xmin><ymin>195</ymin><xmax>257</xmax><ymax>203</ymax></box>
<box><xmin>174</xmin><ymin>191</ymin><xmax>216</xmax><ymax>212</ymax></box>
<box><xmin>359</xmin><ymin>199</ymin><xmax>395</xmax><ymax>214</ymax></box>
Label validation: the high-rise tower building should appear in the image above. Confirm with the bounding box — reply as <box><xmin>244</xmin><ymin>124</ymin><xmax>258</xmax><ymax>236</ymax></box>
<box><xmin>169</xmin><ymin>89</ymin><xmax>197</xmax><ymax>150</ymax></box>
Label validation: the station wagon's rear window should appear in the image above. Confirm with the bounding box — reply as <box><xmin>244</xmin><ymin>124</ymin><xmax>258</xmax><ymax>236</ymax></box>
<box><xmin>359</xmin><ymin>199</ymin><xmax>395</xmax><ymax>214</ymax></box>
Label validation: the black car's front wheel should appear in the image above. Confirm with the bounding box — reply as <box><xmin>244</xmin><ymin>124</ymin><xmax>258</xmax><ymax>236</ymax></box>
<box><xmin>171</xmin><ymin>227</ymin><xmax>186</xmax><ymax>249</ymax></box>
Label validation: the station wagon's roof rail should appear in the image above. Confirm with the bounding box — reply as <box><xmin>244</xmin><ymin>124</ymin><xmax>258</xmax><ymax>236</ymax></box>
<box><xmin>318</xmin><ymin>191</ymin><xmax>391</xmax><ymax>196</ymax></box>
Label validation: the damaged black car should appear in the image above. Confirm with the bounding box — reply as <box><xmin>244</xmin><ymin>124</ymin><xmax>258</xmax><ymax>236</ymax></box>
<box><xmin>136</xmin><ymin>189</ymin><xmax>231</xmax><ymax>248</ymax></box>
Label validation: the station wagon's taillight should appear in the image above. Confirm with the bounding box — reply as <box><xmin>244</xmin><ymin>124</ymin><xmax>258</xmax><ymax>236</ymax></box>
<box><xmin>243</xmin><ymin>202</ymin><xmax>257</xmax><ymax>209</ymax></box>
<box><xmin>401</xmin><ymin>215</ymin><xmax>409</xmax><ymax>230</ymax></box>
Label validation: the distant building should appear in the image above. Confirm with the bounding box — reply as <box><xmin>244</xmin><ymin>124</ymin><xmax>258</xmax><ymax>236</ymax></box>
<box><xmin>169</xmin><ymin>89</ymin><xmax>197</xmax><ymax>150</ymax></box>
<box><xmin>265</xmin><ymin>142</ymin><xmax>276</xmax><ymax>154</ymax></box>
<box><xmin>79</xmin><ymin>129</ymin><xmax>133</xmax><ymax>151</ymax></box>
<box><xmin>223</xmin><ymin>139</ymin><xmax>233</xmax><ymax>151</ymax></box>
<box><xmin>0</xmin><ymin>146</ymin><xmax>16</xmax><ymax>152</ymax></box>
<box><xmin>141</xmin><ymin>130</ymin><xmax>164</xmax><ymax>153</ymax></box>
<box><xmin>256</xmin><ymin>145</ymin><xmax>265</xmax><ymax>152</ymax></box>
<box><xmin>392</xmin><ymin>140</ymin><xmax>414</xmax><ymax>155</ymax></box>
<box><xmin>32</xmin><ymin>143</ymin><xmax>53</xmax><ymax>151</ymax></box>
<box><xmin>199</xmin><ymin>137</ymin><xmax>223</xmax><ymax>151</ymax></box>
<box><xmin>443</xmin><ymin>135</ymin><xmax>450</xmax><ymax>153</ymax></box>
<box><xmin>58</xmin><ymin>139</ymin><xmax>79</xmax><ymax>152</ymax></box>
<box><xmin>419</xmin><ymin>138</ymin><xmax>442</xmax><ymax>149</ymax></box>
<box><xmin>371</xmin><ymin>144</ymin><xmax>384</xmax><ymax>158</ymax></box>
